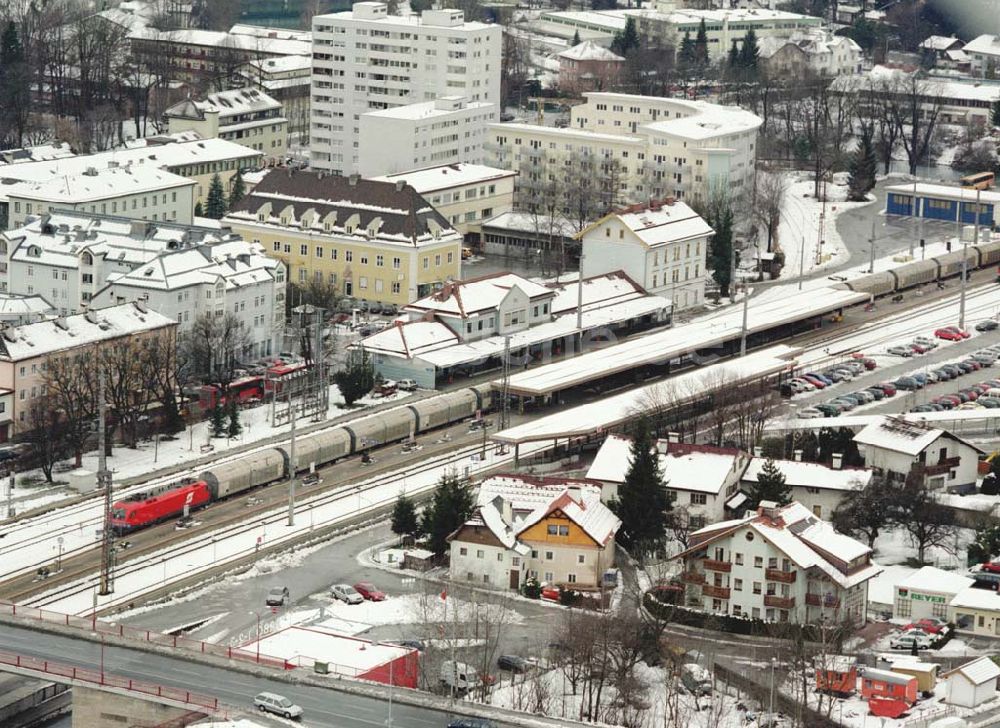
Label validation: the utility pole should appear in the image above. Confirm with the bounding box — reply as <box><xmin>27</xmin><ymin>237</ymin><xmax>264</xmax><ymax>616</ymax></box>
<box><xmin>960</xmin><ymin>188</ymin><xmax>978</xmax><ymax>330</ymax></box>
<box><xmin>575</xmin><ymin>256</ymin><xmax>585</xmax><ymax>354</ymax></box>
<box><xmin>868</xmin><ymin>220</ymin><xmax>876</xmax><ymax>274</ymax></box>
<box><xmin>287</xmin><ymin>390</ymin><xmax>297</xmax><ymax>527</ymax></box>
<box><xmin>498</xmin><ymin>335</ymin><xmax>511</xmax><ymax>433</ymax></box>
<box><xmin>797</xmin><ymin>235</ymin><xmax>805</xmax><ymax>290</ymax></box>
<box><xmin>816</xmin><ymin>177</ymin><xmax>826</xmax><ymax>266</ymax></box>
<box><xmin>910</xmin><ymin>177</ymin><xmax>917</xmax><ymax>259</ymax></box>
<box><xmin>98</xmin><ymin>372</ymin><xmax>114</xmax><ymax>596</ymax></box>
<box><xmin>739</xmin><ymin>285</ymin><xmax>750</xmax><ymax>357</ymax></box>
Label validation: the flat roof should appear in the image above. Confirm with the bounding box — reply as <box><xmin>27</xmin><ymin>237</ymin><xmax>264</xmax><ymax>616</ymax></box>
<box><xmin>493</xmin><ymin>345</ymin><xmax>798</xmax><ymax>445</ymax></box>
<box><xmin>499</xmin><ymin>286</ymin><xmax>864</xmax><ymax>397</ymax></box>
<box><xmin>767</xmin><ymin>409</ymin><xmax>1000</xmax><ymax>433</ymax></box>
<box><xmin>371</xmin><ymin>163</ymin><xmax>515</xmax><ymax>193</ymax></box>
<box><xmin>884</xmin><ymin>183</ymin><xmax>1000</xmax><ymax>204</ymax></box>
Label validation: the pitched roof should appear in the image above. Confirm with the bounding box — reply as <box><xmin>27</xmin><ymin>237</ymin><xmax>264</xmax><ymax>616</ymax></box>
<box><xmin>558</xmin><ymin>40</ymin><xmax>624</xmax><ymax>62</ymax></box>
<box><xmin>743</xmin><ymin>457</ymin><xmax>872</xmax><ymax>492</ymax></box>
<box><xmin>357</xmin><ymin>320</ymin><xmax>458</xmax><ymax>358</ymax></box>
<box><xmin>920</xmin><ymin>35</ymin><xmax>963</xmax><ymax>51</ymax></box>
<box><xmin>579</xmin><ymin>198</ymin><xmax>714</xmax><ymax>248</ymax></box>
<box><xmin>898</xmin><ymin>566</ymin><xmax>974</xmax><ymax>595</ymax></box>
<box><xmin>226</xmin><ymin>170</ymin><xmax>453</xmax><ymax>244</ymax></box>
<box><xmin>942</xmin><ymin>656</ymin><xmax>1000</xmax><ymax>686</ymax></box>
<box><xmin>854</xmin><ymin>416</ymin><xmax>984</xmax><ymax>456</ymax></box>
<box><xmin>404</xmin><ymin>272</ymin><xmax>554</xmax><ymax>318</ymax></box>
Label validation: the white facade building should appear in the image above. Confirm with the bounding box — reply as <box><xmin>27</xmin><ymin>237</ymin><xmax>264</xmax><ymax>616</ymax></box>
<box><xmin>358</xmin><ymin>97</ymin><xmax>495</xmax><ymax>178</ymax></box>
<box><xmin>740</xmin><ymin>456</ymin><xmax>873</xmax><ymax>520</ymax></box>
<box><xmin>164</xmin><ymin>88</ymin><xmax>288</xmax><ymax>159</ymax></box>
<box><xmin>578</xmin><ymin>197</ymin><xmax>713</xmax><ymax>310</ymax></box>
<box><xmin>853</xmin><ymin>417</ymin><xmax>983</xmax><ymax>494</ymax></box>
<box><xmin>674</xmin><ymin>501</ymin><xmax>882</xmax><ymax>625</ymax></box>
<box><xmin>961</xmin><ymin>34</ymin><xmax>1000</xmax><ymax>76</ymax></box>
<box><xmin>310</xmin><ymin>2</ymin><xmax>501</xmax><ymax>175</ymax></box>
<box><xmin>489</xmin><ymin>92</ymin><xmax>761</xmax><ymax>211</ymax></box>
<box><xmin>758</xmin><ymin>31</ymin><xmax>864</xmax><ymax>78</ymax></box>
<box><xmin>892</xmin><ymin>566</ymin><xmax>974</xmax><ymax>622</ymax></box>
<box><xmin>944</xmin><ymin>657</ymin><xmax>1000</xmax><ymax>709</ymax></box>
<box><xmin>90</xmin><ymin>239</ymin><xmax>285</xmax><ymax>357</ymax></box>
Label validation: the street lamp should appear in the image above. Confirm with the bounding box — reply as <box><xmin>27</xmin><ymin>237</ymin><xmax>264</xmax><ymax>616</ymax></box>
<box><xmin>56</xmin><ymin>536</ymin><xmax>64</xmax><ymax>572</ymax></box>
<box><xmin>249</xmin><ymin>610</ymin><xmax>262</xmax><ymax>663</ymax></box>
<box><xmin>769</xmin><ymin>657</ymin><xmax>777</xmax><ymax>718</ymax></box>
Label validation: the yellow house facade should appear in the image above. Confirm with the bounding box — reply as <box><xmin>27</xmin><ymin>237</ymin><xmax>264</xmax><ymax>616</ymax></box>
<box><xmin>225</xmin><ymin>171</ymin><xmax>461</xmax><ymax>306</ymax></box>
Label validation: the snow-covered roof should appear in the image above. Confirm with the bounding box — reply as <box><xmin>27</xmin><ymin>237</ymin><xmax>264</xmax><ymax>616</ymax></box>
<box><xmin>0</xmin><ymin>142</ymin><xmax>75</xmax><ymax>166</ymax></box>
<box><xmin>488</xmin><ymin>121</ymin><xmax>645</xmax><ymax>147</ymax></box>
<box><xmin>898</xmin><ymin>566</ymin><xmax>974</xmax><ymax>596</ymax></box>
<box><xmin>481</xmin><ymin>211</ymin><xmax>580</xmax><ymax>238</ymax></box>
<box><xmin>743</xmin><ymin>457</ymin><xmax>871</xmax><ymax>492</ymax></box>
<box><xmin>962</xmin><ymin>34</ymin><xmax>1000</xmax><ymax>58</ymax></box>
<box><xmin>150</xmin><ymin>28</ymin><xmax>311</xmax><ymax>56</ymax></box>
<box><xmin>229</xmin><ymin>23</ymin><xmax>312</xmax><ymax>43</ymax></box>
<box><xmin>7</xmin><ymin>165</ymin><xmax>193</xmax><ymax>205</ymax></box>
<box><xmin>0</xmin><ymin>293</ymin><xmax>53</xmax><ymax>319</ymax></box>
<box><xmin>356</xmin><ymin>320</ymin><xmax>459</xmax><ymax>358</ymax></box>
<box><xmin>758</xmin><ymin>30</ymin><xmax>861</xmax><ymax>60</ymax></box>
<box><xmin>370</xmin><ymin>164</ymin><xmax>515</xmax><ymax>194</ymax></box>
<box><xmin>539</xmin><ymin>9</ymin><xmax>630</xmax><ymax>32</ymax></box>
<box><xmin>949</xmin><ymin>586</ymin><xmax>1000</xmax><ymax>611</ymax></box>
<box><xmin>920</xmin><ymin>36</ymin><xmax>964</xmax><ymax>51</ymax></box>
<box><xmin>582</xmin><ymin>198</ymin><xmax>714</xmax><ymax>249</ymax></box>
<box><xmin>405</xmin><ymin>272</ymin><xmax>554</xmax><ymax>319</ymax></box>
<box><xmin>854</xmin><ymin>417</ymin><xmax>944</xmax><ymax>456</ymax></box>
<box><xmin>547</xmin><ymin>271</ymin><xmax>649</xmax><ymax>316</ymax></box>
<box><xmin>859</xmin><ymin>668</ymin><xmax>915</xmax><ymax>686</ymax></box>
<box><xmin>558</xmin><ymin>40</ymin><xmax>623</xmax><ymax>62</ymax></box>
<box><xmin>837</xmin><ymin>66</ymin><xmax>1000</xmax><ymax>104</ymax></box>
<box><xmin>942</xmin><ymin>656</ymin><xmax>1000</xmax><ymax>686</ymax></box>
<box><xmin>641</xmin><ymin>100</ymin><xmax>763</xmax><ymax>142</ymax></box>
<box><xmin>945</xmin><ymin>49</ymin><xmax>970</xmax><ymax>62</ymax></box>
<box><xmin>586</xmin><ymin>436</ymin><xmax>745</xmax><ymax>495</ymax></box>
<box><xmin>165</xmin><ymin>89</ymin><xmax>282</xmax><ymax>123</ymax></box>
<box><xmin>241</xmin><ymin>625</ymin><xmax>412</xmax><ymax>673</ymax></box>
<box><xmin>0</xmin><ymin>302</ymin><xmax>175</xmax><ymax>361</ymax></box>
<box><xmin>362</xmin><ymin>98</ymin><xmax>494</xmax><ymax>122</ymax></box>
<box><xmin>682</xmin><ymin>501</ymin><xmax>880</xmax><ymax>590</ymax></box>
<box><xmin>884</xmin><ymin>182</ymin><xmax>1000</xmax><ymax>204</ymax></box>
<box><xmin>246</xmin><ymin>54</ymin><xmax>313</xmax><ymax>75</ymax></box>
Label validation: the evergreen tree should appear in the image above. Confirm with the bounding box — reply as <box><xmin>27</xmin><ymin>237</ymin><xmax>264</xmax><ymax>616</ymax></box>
<box><xmin>391</xmin><ymin>493</ymin><xmax>419</xmax><ymax>540</ymax></box>
<box><xmin>612</xmin><ymin>17</ymin><xmax>639</xmax><ymax>57</ymax></box>
<box><xmin>333</xmin><ymin>348</ymin><xmax>375</xmax><ymax>406</ymax></box>
<box><xmin>0</xmin><ymin>21</ymin><xmax>30</xmax><ymax>146</ymax></box>
<box><xmin>693</xmin><ymin>19</ymin><xmax>709</xmax><ymax>67</ymax></box>
<box><xmin>968</xmin><ymin>522</ymin><xmax>1000</xmax><ymax>566</ymax></box>
<box><xmin>748</xmin><ymin>458</ymin><xmax>791</xmax><ymax>507</ymax></box>
<box><xmin>226</xmin><ymin>400</ymin><xmax>242</xmax><ymax>437</ymax></box>
<box><xmin>846</xmin><ymin>128</ymin><xmax>878</xmax><ymax>202</ymax></box>
<box><xmin>228</xmin><ymin>169</ymin><xmax>246</xmax><ymax>209</ymax></box>
<box><xmin>194</xmin><ymin>200</ymin><xmax>204</xmax><ymax>217</ymax></box>
<box><xmin>421</xmin><ymin>472</ymin><xmax>475</xmax><ymax>556</ymax></box>
<box><xmin>161</xmin><ymin>391</ymin><xmax>185</xmax><ymax>434</ymax></box>
<box><xmin>707</xmin><ymin>202</ymin><xmax>733</xmax><ymax>299</ymax></box>
<box><xmin>727</xmin><ymin>39</ymin><xmax>739</xmax><ymax>70</ymax></box>
<box><xmin>572</xmin><ymin>29</ymin><xmax>581</xmax><ymax>47</ymax></box>
<box><xmin>831</xmin><ymin>477</ymin><xmax>896</xmax><ymax>548</ymax></box>
<box><xmin>610</xmin><ymin>419</ymin><xmax>672</xmax><ymax>557</ymax></box>
<box><xmin>678</xmin><ymin>31</ymin><xmax>695</xmax><ymax>68</ymax></box>
<box><xmin>205</xmin><ymin>173</ymin><xmax>227</xmax><ymax>219</ymax></box>
<box><xmin>993</xmin><ymin>101</ymin><xmax>1000</xmax><ymax>128</ymax></box>
<box><xmin>210</xmin><ymin>404</ymin><xmax>226</xmax><ymax>438</ymax></box>
<box><xmin>739</xmin><ymin>28</ymin><xmax>759</xmax><ymax>69</ymax></box>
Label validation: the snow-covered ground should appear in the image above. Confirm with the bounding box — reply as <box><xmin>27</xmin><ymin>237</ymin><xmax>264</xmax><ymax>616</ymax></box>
<box><xmin>772</xmin><ymin>172</ymin><xmax>875</xmax><ymax>281</ymax></box>
<box><xmin>30</xmin><ymin>439</ymin><xmax>548</xmax><ymax>615</ymax></box>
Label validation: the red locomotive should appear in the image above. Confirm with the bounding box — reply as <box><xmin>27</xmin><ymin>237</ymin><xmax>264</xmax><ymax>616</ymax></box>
<box><xmin>110</xmin><ymin>479</ymin><xmax>212</xmax><ymax>533</ymax></box>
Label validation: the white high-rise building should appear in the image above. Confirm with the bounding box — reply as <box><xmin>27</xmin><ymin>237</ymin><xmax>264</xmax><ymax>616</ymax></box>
<box><xmin>310</xmin><ymin>1</ymin><xmax>501</xmax><ymax>175</ymax></box>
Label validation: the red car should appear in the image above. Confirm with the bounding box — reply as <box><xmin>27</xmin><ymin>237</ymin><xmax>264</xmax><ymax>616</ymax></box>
<box><xmin>903</xmin><ymin>618</ymin><xmax>947</xmax><ymax>634</ymax></box>
<box><xmin>353</xmin><ymin>582</ymin><xmax>387</xmax><ymax>601</ymax></box>
<box><xmin>980</xmin><ymin>561</ymin><xmax>1000</xmax><ymax>574</ymax></box>
<box><xmin>935</xmin><ymin>327</ymin><xmax>964</xmax><ymax>341</ymax></box>
<box><xmin>541</xmin><ymin>584</ymin><xmax>561</xmax><ymax>601</ymax></box>
<box><xmin>877</xmin><ymin>383</ymin><xmax>897</xmax><ymax>397</ymax></box>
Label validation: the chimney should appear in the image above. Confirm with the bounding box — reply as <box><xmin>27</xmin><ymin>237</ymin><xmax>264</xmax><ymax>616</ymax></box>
<box><xmin>753</xmin><ymin>446</ymin><xmax>763</xmax><ymax>457</ymax></box>
<box><xmin>395</xmin><ymin>179</ymin><xmax>406</xmax><ymax>192</ymax></box>
<box><xmin>667</xmin><ymin>431</ymin><xmax>680</xmax><ymax>444</ymax></box>
<box><xmin>757</xmin><ymin>499</ymin><xmax>779</xmax><ymax>521</ymax></box>
<box><xmin>349</xmin><ymin>173</ymin><xmax>360</xmax><ymax>186</ymax></box>
<box><xmin>656</xmin><ymin>439</ymin><xmax>668</xmax><ymax>455</ymax></box>
<box><xmin>831</xmin><ymin>453</ymin><xmax>843</xmax><ymax>470</ymax></box>
<box><xmin>793</xmin><ymin>449</ymin><xmax>803</xmax><ymax>462</ymax></box>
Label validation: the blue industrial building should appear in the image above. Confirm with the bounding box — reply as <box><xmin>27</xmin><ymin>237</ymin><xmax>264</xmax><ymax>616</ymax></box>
<box><xmin>885</xmin><ymin>183</ymin><xmax>1000</xmax><ymax>227</ymax></box>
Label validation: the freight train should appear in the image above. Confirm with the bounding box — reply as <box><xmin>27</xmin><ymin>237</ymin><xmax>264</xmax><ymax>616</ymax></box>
<box><xmin>109</xmin><ymin>385</ymin><xmax>492</xmax><ymax>533</ymax></box>
<box><xmin>832</xmin><ymin>238</ymin><xmax>1000</xmax><ymax>297</ymax></box>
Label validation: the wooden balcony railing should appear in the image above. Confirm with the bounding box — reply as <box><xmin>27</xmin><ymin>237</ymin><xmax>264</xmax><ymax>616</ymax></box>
<box><xmin>765</xmin><ymin>568</ymin><xmax>797</xmax><ymax>583</ymax></box>
<box><xmin>764</xmin><ymin>595</ymin><xmax>795</xmax><ymax>609</ymax></box>
<box><xmin>703</xmin><ymin>558</ymin><xmax>732</xmax><ymax>573</ymax></box>
<box><xmin>702</xmin><ymin>584</ymin><xmax>731</xmax><ymax>600</ymax></box>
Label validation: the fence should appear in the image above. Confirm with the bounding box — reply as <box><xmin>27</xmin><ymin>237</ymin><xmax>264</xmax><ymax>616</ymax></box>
<box><xmin>0</xmin><ymin>599</ymin><xmax>293</xmax><ymax>671</ymax></box>
<box><xmin>712</xmin><ymin>661</ymin><xmax>840</xmax><ymax>728</ymax></box>
<box><xmin>0</xmin><ymin>650</ymin><xmax>224</xmax><ymax>714</ymax></box>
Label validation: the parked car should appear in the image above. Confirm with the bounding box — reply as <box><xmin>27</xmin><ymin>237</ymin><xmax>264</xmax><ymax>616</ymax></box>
<box><xmin>890</xmin><ymin>631</ymin><xmax>932</xmax><ymax>650</ymax></box>
<box><xmin>541</xmin><ymin>584</ymin><xmax>561</xmax><ymax>601</ymax></box>
<box><xmin>852</xmin><ymin>390</ymin><xmax>875</xmax><ymax>404</ymax></box>
<box><xmin>893</xmin><ymin>376</ymin><xmax>920</xmax><ymax>390</ymax></box>
<box><xmin>864</xmin><ymin>387</ymin><xmax>886</xmax><ymax>401</ymax></box>
<box><xmin>330</xmin><ymin>584</ymin><xmax>364</xmax><ymax>604</ymax></box>
<box><xmin>909</xmin><ymin>343</ymin><xmax>930</xmax><ymax>355</ymax></box>
<box><xmin>801</xmin><ymin>374</ymin><xmax>827</xmax><ymax>389</ymax></box>
<box><xmin>497</xmin><ymin>655</ymin><xmax>532</xmax><ymax>673</ymax></box>
<box><xmin>253</xmin><ymin>692</ymin><xmax>303</xmax><ymax>720</ymax></box>
<box><xmin>448</xmin><ymin>719</ymin><xmax>498</xmax><ymax>728</ymax></box>
<box><xmin>797</xmin><ymin>407</ymin><xmax>824</xmax><ymax>419</ymax></box>
<box><xmin>980</xmin><ymin>561</ymin><xmax>1000</xmax><ymax>574</ymax></box>
<box><xmin>977</xmin><ymin>319</ymin><xmax>999</xmax><ymax>332</ymax></box>
<box><xmin>914</xmin><ymin>336</ymin><xmax>938</xmax><ymax>349</ymax></box>
<box><xmin>393</xmin><ymin>639</ymin><xmax>426</xmax><ymax>651</ymax></box>
<box><xmin>875</xmin><ymin>382</ymin><xmax>897</xmax><ymax>397</ymax></box>
<box><xmin>887</xmin><ymin>346</ymin><xmax>914</xmax><ymax>357</ymax></box>
<box><xmin>353</xmin><ymin>582</ymin><xmax>387</xmax><ymax>601</ymax></box>
<box><xmin>265</xmin><ymin>586</ymin><xmax>290</xmax><ymax>607</ymax></box>
<box><xmin>397</xmin><ymin>379</ymin><xmax>418</xmax><ymax>392</ymax></box>
<box><xmin>903</xmin><ymin>618</ymin><xmax>948</xmax><ymax>634</ymax></box>
<box><xmin>935</xmin><ymin>327</ymin><xmax>966</xmax><ymax>341</ymax></box>
<box><xmin>814</xmin><ymin>404</ymin><xmax>842</xmax><ymax>417</ymax></box>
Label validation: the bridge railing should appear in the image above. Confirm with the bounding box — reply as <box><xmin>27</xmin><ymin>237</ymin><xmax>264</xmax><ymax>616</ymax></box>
<box><xmin>0</xmin><ymin>649</ymin><xmax>226</xmax><ymax>714</ymax></box>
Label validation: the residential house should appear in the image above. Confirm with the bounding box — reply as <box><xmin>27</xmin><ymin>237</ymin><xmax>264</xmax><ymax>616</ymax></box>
<box><xmin>578</xmin><ymin>197</ymin><xmax>713</xmax><ymax>310</ymax></box>
<box><xmin>853</xmin><ymin>416</ymin><xmax>983</xmax><ymax>493</ymax></box>
<box><xmin>358</xmin><ymin>98</ymin><xmax>496</xmax><ymax>179</ymax></box>
<box><xmin>448</xmin><ymin>474</ymin><xmax>620</xmax><ymax>590</ymax></box>
<box><xmin>893</xmin><ymin>566</ymin><xmax>974</xmax><ymax>622</ymax></box>
<box><xmin>943</xmin><ymin>657</ymin><xmax>1000</xmax><ymax>708</ymax></box>
<box><xmin>741</xmin><ymin>455</ymin><xmax>872</xmax><ymax>520</ymax></box>
<box><xmin>758</xmin><ymin>31</ymin><xmax>863</xmax><ymax>78</ymax></box>
<box><xmin>357</xmin><ymin>270</ymin><xmax>669</xmax><ymax>388</ymax></box>
<box><xmin>164</xmin><ymin>89</ymin><xmax>288</xmax><ymax>159</ymax></box>
<box><xmin>370</xmin><ymin>164</ymin><xmax>516</xmax><ymax>241</ymax></box>
<box><xmin>0</xmin><ymin>302</ymin><xmax>177</xmax><ymax>431</ymax></box>
<box><xmin>0</xmin><ymin>294</ymin><xmax>55</xmax><ymax>325</ymax></box>
<box><xmin>919</xmin><ymin>35</ymin><xmax>965</xmax><ymax>62</ymax></box>
<box><xmin>674</xmin><ymin>501</ymin><xmax>882</xmax><ymax>625</ymax></box>
<box><xmin>960</xmin><ymin>34</ymin><xmax>1000</xmax><ymax>77</ymax></box>
<box><xmin>310</xmin><ymin>2</ymin><xmax>500</xmax><ymax>175</ymax></box>
<box><xmin>239</xmin><ymin>55</ymin><xmax>312</xmax><ymax>144</ymax></box>
<box><xmin>557</xmin><ymin>41</ymin><xmax>624</xmax><ymax>93</ymax></box>
<box><xmin>224</xmin><ymin>170</ymin><xmax>462</xmax><ymax>306</ymax></box>
<box><xmin>488</xmin><ymin>92</ymin><xmax>761</xmax><ymax>212</ymax></box>
<box><xmin>949</xmin><ymin>588</ymin><xmax>1000</xmax><ymax>638</ymax></box>
<box><xmin>586</xmin><ymin>435</ymin><xmax>747</xmax><ymax>528</ymax></box>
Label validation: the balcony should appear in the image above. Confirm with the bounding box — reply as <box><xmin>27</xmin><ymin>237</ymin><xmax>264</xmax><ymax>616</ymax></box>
<box><xmin>703</xmin><ymin>558</ymin><xmax>732</xmax><ymax>573</ymax></box>
<box><xmin>806</xmin><ymin>593</ymin><xmax>840</xmax><ymax>608</ymax></box>
<box><xmin>702</xmin><ymin>584</ymin><xmax>731</xmax><ymax>600</ymax></box>
<box><xmin>680</xmin><ymin>571</ymin><xmax>706</xmax><ymax>584</ymax></box>
<box><xmin>766</xmin><ymin>569</ymin><xmax>797</xmax><ymax>584</ymax></box>
<box><xmin>914</xmin><ymin>456</ymin><xmax>961</xmax><ymax>478</ymax></box>
<box><xmin>764</xmin><ymin>595</ymin><xmax>796</xmax><ymax>609</ymax></box>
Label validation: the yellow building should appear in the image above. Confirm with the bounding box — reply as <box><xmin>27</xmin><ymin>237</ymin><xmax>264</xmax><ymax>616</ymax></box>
<box><xmin>224</xmin><ymin>171</ymin><xmax>461</xmax><ymax>305</ymax></box>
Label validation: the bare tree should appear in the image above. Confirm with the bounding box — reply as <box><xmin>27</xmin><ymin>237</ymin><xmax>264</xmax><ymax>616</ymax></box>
<box><xmin>752</xmin><ymin>169</ymin><xmax>786</xmax><ymax>256</ymax></box>
<box><xmin>887</xmin><ymin>73</ymin><xmax>943</xmax><ymax>176</ymax></box>
<box><xmin>22</xmin><ymin>397</ymin><xmax>68</xmax><ymax>482</ymax></box>
<box><xmin>43</xmin><ymin>350</ymin><xmax>97</xmax><ymax>467</ymax></box>
<box><xmin>181</xmin><ymin>311</ymin><xmax>251</xmax><ymax>389</ymax></box>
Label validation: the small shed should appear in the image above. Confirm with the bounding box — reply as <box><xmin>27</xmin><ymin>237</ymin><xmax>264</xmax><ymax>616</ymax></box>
<box><xmin>877</xmin><ymin>656</ymin><xmax>939</xmax><ymax>693</ymax></box>
<box><xmin>815</xmin><ymin>655</ymin><xmax>857</xmax><ymax>696</ymax></box>
<box><xmin>860</xmin><ymin>667</ymin><xmax>919</xmax><ymax>704</ymax></box>
<box><xmin>943</xmin><ymin>656</ymin><xmax>1000</xmax><ymax>708</ymax></box>
<box><xmin>401</xmin><ymin>548</ymin><xmax>436</xmax><ymax>572</ymax></box>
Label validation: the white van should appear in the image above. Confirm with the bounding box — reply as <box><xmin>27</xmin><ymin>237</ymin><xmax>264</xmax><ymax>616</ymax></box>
<box><xmin>253</xmin><ymin>692</ymin><xmax>303</xmax><ymax>720</ymax></box>
<box><xmin>441</xmin><ymin>660</ymin><xmax>481</xmax><ymax>693</ymax></box>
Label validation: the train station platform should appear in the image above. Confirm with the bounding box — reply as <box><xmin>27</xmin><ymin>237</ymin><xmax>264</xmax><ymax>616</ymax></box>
<box><xmin>497</xmin><ymin>287</ymin><xmax>863</xmax><ymax>398</ymax></box>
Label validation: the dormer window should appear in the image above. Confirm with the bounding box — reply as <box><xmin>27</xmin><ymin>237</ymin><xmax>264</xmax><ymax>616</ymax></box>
<box><xmin>258</xmin><ymin>212</ymin><xmax>265</xmax><ymax>221</ymax></box>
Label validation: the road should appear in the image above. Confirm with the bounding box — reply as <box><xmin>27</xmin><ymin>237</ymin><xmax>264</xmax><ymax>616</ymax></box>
<box><xmin>0</xmin><ymin>623</ymin><xmax>512</xmax><ymax>728</ymax></box>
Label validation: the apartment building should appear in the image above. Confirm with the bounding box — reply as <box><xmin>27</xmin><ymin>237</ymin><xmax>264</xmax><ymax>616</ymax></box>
<box><xmin>578</xmin><ymin>197</ymin><xmax>713</xmax><ymax>310</ymax></box>
<box><xmin>240</xmin><ymin>55</ymin><xmax>313</xmax><ymax>143</ymax></box>
<box><xmin>310</xmin><ymin>2</ymin><xmax>501</xmax><ymax>175</ymax></box>
<box><xmin>5</xmin><ymin>165</ymin><xmax>195</xmax><ymax>230</ymax></box>
<box><xmin>674</xmin><ymin>501</ymin><xmax>882</xmax><ymax>625</ymax></box>
<box><xmin>358</xmin><ymin>97</ymin><xmax>495</xmax><ymax>178</ymax></box>
<box><xmin>488</xmin><ymin>92</ymin><xmax>761</xmax><ymax>211</ymax></box>
<box><xmin>448</xmin><ymin>474</ymin><xmax>620</xmax><ymax>590</ymax></box>
<box><xmin>224</xmin><ymin>170</ymin><xmax>461</xmax><ymax>306</ymax></box>
<box><xmin>0</xmin><ymin>135</ymin><xmax>262</xmax><ymax>227</ymax></box>
<box><xmin>0</xmin><ymin>302</ymin><xmax>177</xmax><ymax>431</ymax></box>
<box><xmin>759</xmin><ymin>31</ymin><xmax>864</xmax><ymax>78</ymax></box>
<box><xmin>164</xmin><ymin>89</ymin><xmax>288</xmax><ymax>159</ymax></box>
<box><xmin>90</xmin><ymin>239</ymin><xmax>286</xmax><ymax>358</ymax></box>
<box><xmin>370</xmin><ymin>163</ymin><xmax>515</xmax><ymax>239</ymax></box>
<box><xmin>2</xmin><ymin>212</ymin><xmax>247</xmax><ymax>314</ymax></box>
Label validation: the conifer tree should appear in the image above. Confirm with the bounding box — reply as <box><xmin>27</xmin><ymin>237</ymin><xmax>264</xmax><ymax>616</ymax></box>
<box><xmin>572</xmin><ymin>29</ymin><xmax>581</xmax><ymax>47</ymax></box>
<box><xmin>678</xmin><ymin>31</ymin><xmax>695</xmax><ymax>68</ymax></box>
<box><xmin>422</xmin><ymin>472</ymin><xmax>475</xmax><ymax>556</ymax></box>
<box><xmin>611</xmin><ymin>420</ymin><xmax>672</xmax><ymax>557</ymax></box>
<box><xmin>391</xmin><ymin>493</ymin><xmax>419</xmax><ymax>539</ymax></box>
<box><xmin>210</xmin><ymin>403</ymin><xmax>226</xmax><ymax>438</ymax></box>
<box><xmin>228</xmin><ymin>169</ymin><xmax>246</xmax><ymax>209</ymax></box>
<box><xmin>739</xmin><ymin>28</ymin><xmax>759</xmax><ymax>70</ymax></box>
<box><xmin>333</xmin><ymin>348</ymin><xmax>375</xmax><ymax>406</ymax></box>
<box><xmin>749</xmin><ymin>458</ymin><xmax>791</xmax><ymax>507</ymax></box>
<box><xmin>693</xmin><ymin>19</ymin><xmax>709</xmax><ymax>67</ymax></box>
<box><xmin>727</xmin><ymin>39</ymin><xmax>739</xmax><ymax>70</ymax></box>
<box><xmin>205</xmin><ymin>173</ymin><xmax>227</xmax><ymax>219</ymax></box>
<box><xmin>847</xmin><ymin>128</ymin><xmax>878</xmax><ymax>202</ymax></box>
<box><xmin>226</xmin><ymin>400</ymin><xmax>241</xmax><ymax>437</ymax></box>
